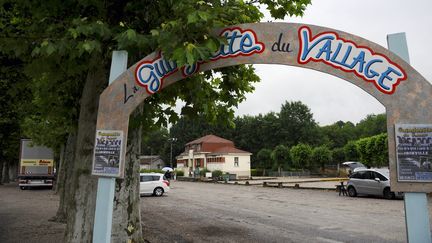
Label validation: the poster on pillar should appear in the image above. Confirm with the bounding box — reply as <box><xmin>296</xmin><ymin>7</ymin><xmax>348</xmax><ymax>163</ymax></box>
<box><xmin>395</xmin><ymin>124</ymin><xmax>432</xmax><ymax>182</ymax></box>
<box><xmin>92</xmin><ymin>130</ymin><xmax>124</xmax><ymax>177</ymax></box>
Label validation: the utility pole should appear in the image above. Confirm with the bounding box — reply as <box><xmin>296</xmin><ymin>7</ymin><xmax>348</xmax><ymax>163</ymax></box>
<box><xmin>169</xmin><ymin>138</ymin><xmax>177</xmax><ymax>168</ymax></box>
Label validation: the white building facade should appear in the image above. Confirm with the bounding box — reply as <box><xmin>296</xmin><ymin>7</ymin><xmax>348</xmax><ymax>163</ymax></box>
<box><xmin>176</xmin><ymin>135</ymin><xmax>251</xmax><ymax>179</ymax></box>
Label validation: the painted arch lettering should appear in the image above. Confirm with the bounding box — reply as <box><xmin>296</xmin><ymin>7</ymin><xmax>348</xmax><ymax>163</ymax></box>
<box><xmin>135</xmin><ymin>25</ymin><xmax>408</xmax><ymax>95</ymax></box>
<box><xmin>298</xmin><ymin>26</ymin><xmax>407</xmax><ymax>94</ymax></box>
<box><xmin>135</xmin><ymin>27</ymin><xmax>264</xmax><ymax>94</ymax></box>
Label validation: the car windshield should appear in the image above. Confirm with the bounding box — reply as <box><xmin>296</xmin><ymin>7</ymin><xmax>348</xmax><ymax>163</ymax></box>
<box><xmin>375</xmin><ymin>170</ymin><xmax>389</xmax><ymax>179</ymax></box>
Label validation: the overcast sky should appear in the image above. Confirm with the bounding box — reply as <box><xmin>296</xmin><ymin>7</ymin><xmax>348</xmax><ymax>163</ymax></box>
<box><xmin>234</xmin><ymin>0</ymin><xmax>432</xmax><ymax>126</ymax></box>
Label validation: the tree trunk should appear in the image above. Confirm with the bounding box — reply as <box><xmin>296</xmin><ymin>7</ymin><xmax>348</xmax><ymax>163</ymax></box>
<box><xmin>52</xmin><ymin>133</ymin><xmax>77</xmax><ymax>223</ymax></box>
<box><xmin>64</xmin><ymin>59</ymin><xmax>107</xmax><ymax>243</ymax></box>
<box><xmin>2</xmin><ymin>160</ymin><xmax>10</xmax><ymax>184</ymax></box>
<box><xmin>0</xmin><ymin>159</ymin><xmax>4</xmax><ymax>185</ymax></box>
<box><xmin>54</xmin><ymin>144</ymin><xmax>66</xmax><ymax>194</ymax></box>
<box><xmin>111</xmin><ymin>106</ymin><xmax>143</xmax><ymax>242</ymax></box>
<box><xmin>52</xmin><ymin>150</ymin><xmax>61</xmax><ymax>192</ymax></box>
<box><xmin>8</xmin><ymin>161</ymin><xmax>18</xmax><ymax>181</ymax></box>
<box><xmin>64</xmin><ymin>56</ymin><xmax>144</xmax><ymax>242</ymax></box>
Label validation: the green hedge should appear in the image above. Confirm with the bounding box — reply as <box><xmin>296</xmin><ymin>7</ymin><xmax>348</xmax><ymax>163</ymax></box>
<box><xmin>212</xmin><ymin>170</ymin><xmax>223</xmax><ymax>178</ymax></box>
<box><xmin>199</xmin><ymin>168</ymin><xmax>211</xmax><ymax>177</ymax></box>
<box><xmin>140</xmin><ymin>169</ymin><xmax>164</xmax><ymax>173</ymax></box>
<box><xmin>251</xmin><ymin>169</ymin><xmax>263</xmax><ymax>176</ymax></box>
<box><xmin>175</xmin><ymin>170</ymin><xmax>184</xmax><ymax>176</ymax></box>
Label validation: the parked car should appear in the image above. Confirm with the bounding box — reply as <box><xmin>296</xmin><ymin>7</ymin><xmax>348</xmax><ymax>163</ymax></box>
<box><xmin>139</xmin><ymin>173</ymin><xmax>170</xmax><ymax>197</ymax></box>
<box><xmin>342</xmin><ymin>161</ymin><xmax>367</xmax><ymax>175</ymax></box>
<box><xmin>346</xmin><ymin>168</ymin><xmax>403</xmax><ymax>199</ymax></box>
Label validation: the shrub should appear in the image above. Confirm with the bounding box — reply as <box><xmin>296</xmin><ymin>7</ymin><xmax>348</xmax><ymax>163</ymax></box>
<box><xmin>251</xmin><ymin>169</ymin><xmax>263</xmax><ymax>176</ymax></box>
<box><xmin>199</xmin><ymin>168</ymin><xmax>211</xmax><ymax>177</ymax></box>
<box><xmin>175</xmin><ymin>170</ymin><xmax>184</xmax><ymax>176</ymax></box>
<box><xmin>140</xmin><ymin>169</ymin><xmax>164</xmax><ymax>173</ymax></box>
<box><xmin>212</xmin><ymin>170</ymin><xmax>223</xmax><ymax>178</ymax></box>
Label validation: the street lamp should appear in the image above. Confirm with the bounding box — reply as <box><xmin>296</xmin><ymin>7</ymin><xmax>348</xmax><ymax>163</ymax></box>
<box><xmin>169</xmin><ymin>138</ymin><xmax>177</xmax><ymax>168</ymax></box>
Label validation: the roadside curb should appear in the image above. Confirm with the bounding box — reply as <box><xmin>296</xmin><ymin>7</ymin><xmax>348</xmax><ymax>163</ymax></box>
<box><xmin>176</xmin><ymin>178</ymin><xmax>350</xmax><ymax>191</ymax></box>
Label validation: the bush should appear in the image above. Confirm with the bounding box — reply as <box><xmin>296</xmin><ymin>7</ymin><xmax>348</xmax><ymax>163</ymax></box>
<box><xmin>199</xmin><ymin>168</ymin><xmax>211</xmax><ymax>177</ymax></box>
<box><xmin>140</xmin><ymin>169</ymin><xmax>164</xmax><ymax>173</ymax></box>
<box><xmin>175</xmin><ymin>170</ymin><xmax>184</xmax><ymax>176</ymax></box>
<box><xmin>212</xmin><ymin>170</ymin><xmax>223</xmax><ymax>178</ymax></box>
<box><xmin>251</xmin><ymin>169</ymin><xmax>263</xmax><ymax>176</ymax></box>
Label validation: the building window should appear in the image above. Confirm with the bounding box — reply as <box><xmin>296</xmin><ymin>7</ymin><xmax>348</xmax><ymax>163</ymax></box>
<box><xmin>234</xmin><ymin>157</ymin><xmax>239</xmax><ymax>167</ymax></box>
<box><xmin>196</xmin><ymin>159</ymin><xmax>201</xmax><ymax>167</ymax></box>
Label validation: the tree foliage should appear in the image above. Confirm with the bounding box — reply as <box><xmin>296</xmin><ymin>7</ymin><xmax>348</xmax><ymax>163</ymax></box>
<box><xmin>354</xmin><ymin>133</ymin><xmax>388</xmax><ymax>167</ymax></box>
<box><xmin>271</xmin><ymin>145</ymin><xmax>290</xmax><ymax>172</ymax></box>
<box><xmin>343</xmin><ymin>140</ymin><xmax>359</xmax><ymax>161</ymax></box>
<box><xmin>331</xmin><ymin>147</ymin><xmax>345</xmax><ymax>164</ymax></box>
<box><xmin>256</xmin><ymin>148</ymin><xmax>272</xmax><ymax>172</ymax></box>
<box><xmin>0</xmin><ymin>56</ymin><xmax>29</xmax><ymax>182</ymax></box>
<box><xmin>355</xmin><ymin>114</ymin><xmax>387</xmax><ymax>138</ymax></box>
<box><xmin>290</xmin><ymin>143</ymin><xmax>312</xmax><ymax>169</ymax></box>
<box><xmin>311</xmin><ymin>145</ymin><xmax>332</xmax><ymax>170</ymax></box>
<box><xmin>1</xmin><ymin>0</ymin><xmax>314</xmax><ymax>241</ymax></box>
<box><xmin>279</xmin><ymin>101</ymin><xmax>318</xmax><ymax>146</ymax></box>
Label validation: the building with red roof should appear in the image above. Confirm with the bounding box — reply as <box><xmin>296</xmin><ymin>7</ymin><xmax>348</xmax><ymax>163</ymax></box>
<box><xmin>176</xmin><ymin>134</ymin><xmax>251</xmax><ymax>179</ymax></box>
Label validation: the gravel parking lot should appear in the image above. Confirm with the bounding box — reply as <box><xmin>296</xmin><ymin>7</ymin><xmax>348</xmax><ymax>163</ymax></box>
<box><xmin>0</xmin><ymin>181</ymin><xmax>431</xmax><ymax>243</ymax></box>
<box><xmin>141</xmin><ymin>181</ymin><xmax>432</xmax><ymax>243</ymax></box>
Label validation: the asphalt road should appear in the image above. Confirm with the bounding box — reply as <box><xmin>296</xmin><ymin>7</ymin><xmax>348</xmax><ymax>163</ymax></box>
<box><xmin>141</xmin><ymin>181</ymin><xmax>432</xmax><ymax>243</ymax></box>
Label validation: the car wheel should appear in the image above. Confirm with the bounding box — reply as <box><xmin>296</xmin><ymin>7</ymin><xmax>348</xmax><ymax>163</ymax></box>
<box><xmin>347</xmin><ymin>186</ymin><xmax>357</xmax><ymax>197</ymax></box>
<box><xmin>20</xmin><ymin>186</ymin><xmax>26</xmax><ymax>190</ymax></box>
<box><xmin>153</xmin><ymin>187</ymin><xmax>164</xmax><ymax>197</ymax></box>
<box><xmin>383</xmin><ymin>188</ymin><xmax>395</xmax><ymax>200</ymax></box>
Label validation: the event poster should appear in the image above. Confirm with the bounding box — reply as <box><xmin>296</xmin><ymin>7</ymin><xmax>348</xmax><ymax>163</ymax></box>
<box><xmin>395</xmin><ymin>124</ymin><xmax>432</xmax><ymax>182</ymax></box>
<box><xmin>92</xmin><ymin>130</ymin><xmax>124</xmax><ymax>177</ymax></box>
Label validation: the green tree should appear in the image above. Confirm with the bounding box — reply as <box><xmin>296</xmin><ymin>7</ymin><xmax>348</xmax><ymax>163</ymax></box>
<box><xmin>1</xmin><ymin>1</ymin><xmax>311</xmax><ymax>241</ymax></box>
<box><xmin>271</xmin><ymin>145</ymin><xmax>290</xmax><ymax>175</ymax></box>
<box><xmin>344</xmin><ymin>141</ymin><xmax>359</xmax><ymax>161</ymax></box>
<box><xmin>374</xmin><ymin>133</ymin><xmax>388</xmax><ymax>167</ymax></box>
<box><xmin>0</xmin><ymin>56</ymin><xmax>30</xmax><ymax>183</ymax></box>
<box><xmin>256</xmin><ymin>148</ymin><xmax>272</xmax><ymax>176</ymax></box>
<box><xmin>355</xmin><ymin>114</ymin><xmax>387</xmax><ymax>138</ymax></box>
<box><xmin>353</xmin><ymin>133</ymin><xmax>388</xmax><ymax>168</ymax></box>
<box><xmin>332</xmin><ymin>147</ymin><xmax>345</xmax><ymax>165</ymax></box>
<box><xmin>311</xmin><ymin>145</ymin><xmax>332</xmax><ymax>171</ymax></box>
<box><xmin>279</xmin><ymin>101</ymin><xmax>318</xmax><ymax>146</ymax></box>
<box><xmin>319</xmin><ymin>121</ymin><xmax>356</xmax><ymax>148</ymax></box>
<box><xmin>356</xmin><ymin>137</ymin><xmax>372</xmax><ymax>166</ymax></box>
<box><xmin>290</xmin><ymin>143</ymin><xmax>312</xmax><ymax>170</ymax></box>
<box><xmin>141</xmin><ymin>127</ymin><xmax>170</xmax><ymax>162</ymax></box>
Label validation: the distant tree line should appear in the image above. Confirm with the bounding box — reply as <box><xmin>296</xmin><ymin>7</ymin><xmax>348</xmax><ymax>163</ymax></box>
<box><xmin>143</xmin><ymin>100</ymin><xmax>388</xmax><ymax>172</ymax></box>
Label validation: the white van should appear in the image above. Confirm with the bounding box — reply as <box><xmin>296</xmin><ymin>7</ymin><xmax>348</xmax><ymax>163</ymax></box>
<box><xmin>139</xmin><ymin>173</ymin><xmax>170</xmax><ymax>196</ymax></box>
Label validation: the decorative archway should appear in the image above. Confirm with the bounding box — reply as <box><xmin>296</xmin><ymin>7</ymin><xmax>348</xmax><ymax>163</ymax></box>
<box><xmin>93</xmin><ymin>22</ymin><xmax>432</xmax><ymax>192</ymax></box>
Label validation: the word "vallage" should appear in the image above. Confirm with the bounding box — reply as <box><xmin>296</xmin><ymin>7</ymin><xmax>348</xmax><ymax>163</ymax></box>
<box><xmin>298</xmin><ymin>26</ymin><xmax>406</xmax><ymax>94</ymax></box>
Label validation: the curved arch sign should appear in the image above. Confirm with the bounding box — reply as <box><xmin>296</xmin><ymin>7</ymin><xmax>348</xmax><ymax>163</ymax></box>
<box><xmin>93</xmin><ymin>22</ymin><xmax>432</xmax><ymax>192</ymax></box>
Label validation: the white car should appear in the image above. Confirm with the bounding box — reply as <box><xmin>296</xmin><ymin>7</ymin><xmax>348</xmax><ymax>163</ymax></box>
<box><xmin>139</xmin><ymin>173</ymin><xmax>170</xmax><ymax>196</ymax></box>
<box><xmin>346</xmin><ymin>168</ymin><xmax>402</xmax><ymax>199</ymax></box>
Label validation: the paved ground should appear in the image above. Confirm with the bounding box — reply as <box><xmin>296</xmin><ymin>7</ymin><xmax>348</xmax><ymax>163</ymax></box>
<box><xmin>1</xmin><ymin>180</ymin><xmax>431</xmax><ymax>242</ymax></box>
<box><xmin>141</xmin><ymin>181</ymin><xmax>432</xmax><ymax>243</ymax></box>
<box><xmin>0</xmin><ymin>183</ymin><xmax>65</xmax><ymax>243</ymax></box>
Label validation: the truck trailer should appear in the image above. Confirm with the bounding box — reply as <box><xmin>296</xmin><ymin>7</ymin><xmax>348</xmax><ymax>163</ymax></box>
<box><xmin>18</xmin><ymin>139</ymin><xmax>55</xmax><ymax>189</ymax></box>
